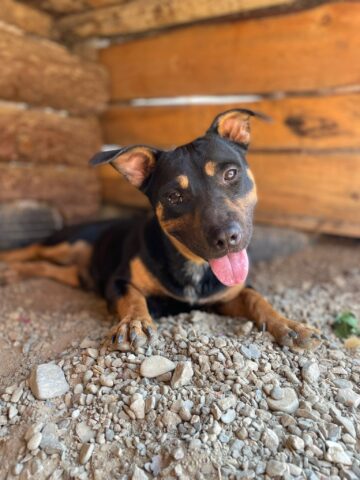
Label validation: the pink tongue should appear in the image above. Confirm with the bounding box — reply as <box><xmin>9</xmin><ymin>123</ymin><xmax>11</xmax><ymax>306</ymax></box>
<box><xmin>209</xmin><ymin>250</ymin><xmax>249</xmax><ymax>286</ymax></box>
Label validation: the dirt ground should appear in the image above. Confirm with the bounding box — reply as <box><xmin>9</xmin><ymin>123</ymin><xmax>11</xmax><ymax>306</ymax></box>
<box><xmin>0</xmin><ymin>236</ymin><xmax>359</xmax><ymax>479</ymax></box>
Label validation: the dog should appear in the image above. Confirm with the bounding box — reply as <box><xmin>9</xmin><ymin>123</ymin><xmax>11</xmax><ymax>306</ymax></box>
<box><xmin>0</xmin><ymin>109</ymin><xmax>321</xmax><ymax>351</ymax></box>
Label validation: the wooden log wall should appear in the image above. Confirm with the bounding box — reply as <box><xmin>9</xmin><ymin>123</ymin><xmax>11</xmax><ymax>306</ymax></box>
<box><xmin>16</xmin><ymin>0</ymin><xmax>360</xmax><ymax>237</ymax></box>
<box><xmin>0</xmin><ymin>0</ymin><xmax>109</xmax><ymax>246</ymax></box>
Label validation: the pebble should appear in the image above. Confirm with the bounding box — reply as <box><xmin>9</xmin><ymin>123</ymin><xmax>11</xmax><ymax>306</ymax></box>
<box><xmin>267</xmin><ymin>388</ymin><xmax>299</xmax><ymax>413</ymax></box>
<box><xmin>221</xmin><ymin>409</ymin><xmax>236</xmax><ymax>424</ymax></box>
<box><xmin>266</xmin><ymin>460</ymin><xmax>287</xmax><ymax>477</ymax></box>
<box><xmin>240</xmin><ymin>344</ymin><xmax>261</xmax><ymax>360</ymax></box>
<box><xmin>27</xmin><ymin>432</ymin><xmax>42</xmax><ymax>451</ymax></box>
<box><xmin>302</xmin><ymin>361</ymin><xmax>320</xmax><ymax>383</ymax></box>
<box><xmin>79</xmin><ymin>443</ymin><xmax>94</xmax><ymax>464</ymax></box>
<box><xmin>262</xmin><ymin>429</ymin><xmax>279</xmax><ymax>451</ymax></box>
<box><xmin>130</xmin><ymin>397</ymin><xmax>145</xmax><ymax>419</ymax></box>
<box><xmin>132</xmin><ymin>465</ymin><xmax>149</xmax><ymax>480</ymax></box>
<box><xmin>270</xmin><ymin>386</ymin><xmax>284</xmax><ymax>400</ymax></box>
<box><xmin>286</xmin><ymin>435</ymin><xmax>305</xmax><ymax>451</ymax></box>
<box><xmin>40</xmin><ymin>423</ymin><xmax>64</xmax><ymax>454</ymax></box>
<box><xmin>29</xmin><ymin>363</ymin><xmax>69</xmax><ymax>400</ymax></box>
<box><xmin>325</xmin><ymin>441</ymin><xmax>352</xmax><ymax>465</ymax></box>
<box><xmin>140</xmin><ymin>356</ymin><xmax>176</xmax><ymax>378</ymax></box>
<box><xmin>336</xmin><ymin>388</ymin><xmax>360</xmax><ymax>408</ymax></box>
<box><xmin>162</xmin><ymin>411</ymin><xmax>181</xmax><ymax>428</ymax></box>
<box><xmin>171</xmin><ymin>361</ymin><xmax>194</xmax><ymax>388</ymax></box>
<box><xmin>76</xmin><ymin>422</ymin><xmax>95</xmax><ymax>442</ymax></box>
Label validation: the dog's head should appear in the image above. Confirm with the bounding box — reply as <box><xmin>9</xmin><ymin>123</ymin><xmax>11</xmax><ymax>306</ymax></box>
<box><xmin>91</xmin><ymin>109</ymin><xmax>268</xmax><ymax>286</ymax></box>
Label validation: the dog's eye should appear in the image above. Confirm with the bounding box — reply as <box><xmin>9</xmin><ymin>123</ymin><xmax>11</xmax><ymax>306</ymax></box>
<box><xmin>224</xmin><ymin>168</ymin><xmax>238</xmax><ymax>182</ymax></box>
<box><xmin>167</xmin><ymin>191</ymin><xmax>183</xmax><ymax>205</ymax></box>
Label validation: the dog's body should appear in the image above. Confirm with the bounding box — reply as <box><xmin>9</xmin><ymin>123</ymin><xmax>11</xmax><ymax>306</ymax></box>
<box><xmin>0</xmin><ymin>109</ymin><xmax>320</xmax><ymax>351</ymax></box>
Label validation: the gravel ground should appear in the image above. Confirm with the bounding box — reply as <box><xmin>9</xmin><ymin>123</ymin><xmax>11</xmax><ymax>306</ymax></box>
<box><xmin>0</xmin><ymin>237</ymin><xmax>359</xmax><ymax>480</ymax></box>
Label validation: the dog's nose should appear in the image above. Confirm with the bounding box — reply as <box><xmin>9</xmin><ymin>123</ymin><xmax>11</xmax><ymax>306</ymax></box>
<box><xmin>212</xmin><ymin>222</ymin><xmax>242</xmax><ymax>251</ymax></box>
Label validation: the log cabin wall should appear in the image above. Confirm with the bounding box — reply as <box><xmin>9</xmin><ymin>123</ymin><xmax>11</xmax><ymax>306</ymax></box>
<box><xmin>9</xmin><ymin>0</ymin><xmax>360</xmax><ymax>240</ymax></box>
<box><xmin>0</xmin><ymin>0</ymin><xmax>108</xmax><ymax>248</ymax></box>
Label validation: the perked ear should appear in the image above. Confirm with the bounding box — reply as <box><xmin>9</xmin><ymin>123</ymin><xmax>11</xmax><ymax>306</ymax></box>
<box><xmin>90</xmin><ymin>145</ymin><xmax>160</xmax><ymax>188</ymax></box>
<box><xmin>208</xmin><ymin>108</ymin><xmax>270</xmax><ymax>148</ymax></box>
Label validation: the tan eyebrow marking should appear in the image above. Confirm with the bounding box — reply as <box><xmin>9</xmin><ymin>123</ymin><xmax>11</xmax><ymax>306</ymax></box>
<box><xmin>204</xmin><ymin>161</ymin><xmax>216</xmax><ymax>176</ymax></box>
<box><xmin>177</xmin><ymin>175</ymin><xmax>189</xmax><ymax>189</ymax></box>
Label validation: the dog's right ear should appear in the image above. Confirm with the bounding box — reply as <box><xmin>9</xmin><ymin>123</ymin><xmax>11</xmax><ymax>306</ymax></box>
<box><xmin>90</xmin><ymin>145</ymin><xmax>160</xmax><ymax>189</ymax></box>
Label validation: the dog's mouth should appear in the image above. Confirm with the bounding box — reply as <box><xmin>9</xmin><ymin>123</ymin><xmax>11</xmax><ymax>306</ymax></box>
<box><xmin>208</xmin><ymin>249</ymin><xmax>249</xmax><ymax>287</ymax></box>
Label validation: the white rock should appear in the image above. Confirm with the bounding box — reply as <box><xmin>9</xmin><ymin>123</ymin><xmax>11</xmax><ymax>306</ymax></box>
<box><xmin>262</xmin><ymin>429</ymin><xmax>279</xmax><ymax>451</ymax></box>
<box><xmin>79</xmin><ymin>443</ymin><xmax>94</xmax><ymax>464</ymax></box>
<box><xmin>301</xmin><ymin>362</ymin><xmax>320</xmax><ymax>383</ymax></box>
<box><xmin>76</xmin><ymin>422</ymin><xmax>95</xmax><ymax>443</ymax></box>
<box><xmin>130</xmin><ymin>398</ymin><xmax>145</xmax><ymax>419</ymax></box>
<box><xmin>162</xmin><ymin>411</ymin><xmax>181</xmax><ymax>428</ymax></box>
<box><xmin>11</xmin><ymin>387</ymin><xmax>23</xmax><ymax>403</ymax></box>
<box><xmin>25</xmin><ymin>423</ymin><xmax>43</xmax><ymax>441</ymax></box>
<box><xmin>218</xmin><ymin>396</ymin><xmax>236</xmax><ymax>411</ymax></box>
<box><xmin>27</xmin><ymin>432</ymin><xmax>42</xmax><ymax>451</ymax></box>
<box><xmin>140</xmin><ymin>356</ymin><xmax>176</xmax><ymax>378</ymax></box>
<box><xmin>8</xmin><ymin>405</ymin><xmax>18</xmax><ymax>419</ymax></box>
<box><xmin>325</xmin><ymin>441</ymin><xmax>352</xmax><ymax>465</ymax></box>
<box><xmin>266</xmin><ymin>460</ymin><xmax>287</xmax><ymax>477</ymax></box>
<box><xmin>336</xmin><ymin>388</ymin><xmax>360</xmax><ymax>408</ymax></box>
<box><xmin>267</xmin><ymin>388</ymin><xmax>299</xmax><ymax>413</ymax></box>
<box><xmin>100</xmin><ymin>375</ymin><xmax>114</xmax><ymax>387</ymax></box>
<box><xmin>221</xmin><ymin>409</ymin><xmax>236</xmax><ymax>424</ymax></box>
<box><xmin>132</xmin><ymin>465</ymin><xmax>149</xmax><ymax>480</ymax></box>
<box><xmin>171</xmin><ymin>361</ymin><xmax>194</xmax><ymax>389</ymax></box>
<box><xmin>286</xmin><ymin>435</ymin><xmax>305</xmax><ymax>451</ymax></box>
<box><xmin>40</xmin><ymin>423</ymin><xmax>64</xmax><ymax>454</ymax></box>
<box><xmin>29</xmin><ymin>363</ymin><xmax>69</xmax><ymax>400</ymax></box>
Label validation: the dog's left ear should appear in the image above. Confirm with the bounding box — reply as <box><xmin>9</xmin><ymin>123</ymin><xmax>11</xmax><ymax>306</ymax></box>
<box><xmin>208</xmin><ymin>109</ymin><xmax>270</xmax><ymax>148</ymax></box>
<box><xmin>90</xmin><ymin>145</ymin><xmax>160</xmax><ymax>189</ymax></box>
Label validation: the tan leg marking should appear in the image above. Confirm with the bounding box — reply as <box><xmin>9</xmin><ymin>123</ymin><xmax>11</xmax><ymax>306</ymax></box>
<box><xmin>216</xmin><ymin>287</ymin><xmax>321</xmax><ymax>350</ymax></box>
<box><xmin>108</xmin><ymin>285</ymin><xmax>157</xmax><ymax>351</ymax></box>
<box><xmin>0</xmin><ymin>261</ymin><xmax>80</xmax><ymax>288</ymax></box>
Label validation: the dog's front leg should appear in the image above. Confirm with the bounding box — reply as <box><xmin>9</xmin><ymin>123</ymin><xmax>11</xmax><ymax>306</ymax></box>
<box><xmin>216</xmin><ymin>287</ymin><xmax>321</xmax><ymax>350</ymax></box>
<box><xmin>108</xmin><ymin>284</ymin><xmax>157</xmax><ymax>351</ymax></box>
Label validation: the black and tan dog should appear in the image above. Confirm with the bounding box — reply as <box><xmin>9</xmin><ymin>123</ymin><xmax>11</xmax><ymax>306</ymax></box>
<box><xmin>0</xmin><ymin>109</ymin><xmax>321</xmax><ymax>351</ymax></box>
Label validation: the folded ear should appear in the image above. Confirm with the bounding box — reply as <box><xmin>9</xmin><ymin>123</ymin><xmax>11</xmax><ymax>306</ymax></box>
<box><xmin>208</xmin><ymin>108</ymin><xmax>270</xmax><ymax>148</ymax></box>
<box><xmin>90</xmin><ymin>145</ymin><xmax>160</xmax><ymax>188</ymax></box>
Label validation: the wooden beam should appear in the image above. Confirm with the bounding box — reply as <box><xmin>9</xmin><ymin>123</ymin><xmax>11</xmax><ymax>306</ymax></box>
<box><xmin>100</xmin><ymin>2</ymin><xmax>360</xmax><ymax>100</ymax></box>
<box><xmin>0</xmin><ymin>0</ymin><xmax>55</xmax><ymax>38</ymax></box>
<box><xmin>0</xmin><ymin>107</ymin><xmax>102</xmax><ymax>166</ymax></box>
<box><xmin>58</xmin><ymin>0</ymin><xmax>294</xmax><ymax>40</ymax></box>
<box><xmin>0</xmin><ymin>164</ymin><xmax>101</xmax><ymax>221</ymax></box>
<box><xmin>0</xmin><ymin>25</ymin><xmax>108</xmax><ymax>114</ymax></box>
<box><xmin>101</xmin><ymin>94</ymin><xmax>360</xmax><ymax>150</ymax></box>
<box><xmin>98</xmin><ymin>152</ymin><xmax>360</xmax><ymax>237</ymax></box>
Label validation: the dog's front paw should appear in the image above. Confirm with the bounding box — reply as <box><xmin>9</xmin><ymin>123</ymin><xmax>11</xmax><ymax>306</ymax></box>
<box><xmin>107</xmin><ymin>315</ymin><xmax>157</xmax><ymax>351</ymax></box>
<box><xmin>269</xmin><ymin>317</ymin><xmax>322</xmax><ymax>351</ymax></box>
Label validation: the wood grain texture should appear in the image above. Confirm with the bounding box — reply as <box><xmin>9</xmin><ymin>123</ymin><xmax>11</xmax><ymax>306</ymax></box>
<box><xmin>58</xmin><ymin>0</ymin><xmax>294</xmax><ymax>39</ymax></box>
<box><xmin>98</xmin><ymin>152</ymin><xmax>360</xmax><ymax>237</ymax></box>
<box><xmin>102</xmin><ymin>94</ymin><xmax>360</xmax><ymax>150</ymax></box>
<box><xmin>100</xmin><ymin>2</ymin><xmax>360</xmax><ymax>100</ymax></box>
<box><xmin>20</xmin><ymin>0</ymin><xmax>128</xmax><ymax>15</ymax></box>
<box><xmin>0</xmin><ymin>164</ymin><xmax>101</xmax><ymax>221</ymax></box>
<box><xmin>0</xmin><ymin>0</ymin><xmax>54</xmax><ymax>37</ymax></box>
<box><xmin>0</xmin><ymin>107</ymin><xmax>102</xmax><ymax>165</ymax></box>
<box><xmin>0</xmin><ymin>25</ymin><xmax>108</xmax><ymax>114</ymax></box>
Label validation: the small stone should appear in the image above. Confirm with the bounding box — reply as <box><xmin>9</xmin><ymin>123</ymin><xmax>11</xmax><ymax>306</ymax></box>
<box><xmin>132</xmin><ymin>465</ymin><xmax>149</xmax><ymax>480</ymax></box>
<box><xmin>302</xmin><ymin>362</ymin><xmax>320</xmax><ymax>383</ymax></box>
<box><xmin>8</xmin><ymin>405</ymin><xmax>18</xmax><ymax>419</ymax></box>
<box><xmin>79</xmin><ymin>443</ymin><xmax>94</xmax><ymax>464</ymax></box>
<box><xmin>29</xmin><ymin>363</ymin><xmax>69</xmax><ymax>400</ymax></box>
<box><xmin>105</xmin><ymin>428</ymin><xmax>115</xmax><ymax>442</ymax></box>
<box><xmin>286</xmin><ymin>435</ymin><xmax>305</xmax><ymax>451</ymax></box>
<box><xmin>266</xmin><ymin>460</ymin><xmax>287</xmax><ymax>477</ymax></box>
<box><xmin>27</xmin><ymin>432</ymin><xmax>42</xmax><ymax>451</ymax></box>
<box><xmin>270</xmin><ymin>386</ymin><xmax>284</xmax><ymax>400</ymax></box>
<box><xmin>336</xmin><ymin>388</ymin><xmax>360</xmax><ymax>408</ymax></box>
<box><xmin>267</xmin><ymin>388</ymin><xmax>299</xmax><ymax>413</ymax></box>
<box><xmin>76</xmin><ymin>422</ymin><xmax>95</xmax><ymax>443</ymax></box>
<box><xmin>11</xmin><ymin>387</ymin><xmax>23</xmax><ymax>403</ymax></box>
<box><xmin>86</xmin><ymin>348</ymin><xmax>98</xmax><ymax>359</ymax></box>
<box><xmin>40</xmin><ymin>423</ymin><xmax>64</xmax><ymax>454</ymax></box>
<box><xmin>171</xmin><ymin>361</ymin><xmax>194</xmax><ymax>388</ymax></box>
<box><xmin>221</xmin><ymin>409</ymin><xmax>236</xmax><ymax>424</ymax></box>
<box><xmin>240</xmin><ymin>344</ymin><xmax>261</xmax><ymax>360</ymax></box>
<box><xmin>218</xmin><ymin>396</ymin><xmax>236</xmax><ymax>411</ymax></box>
<box><xmin>325</xmin><ymin>441</ymin><xmax>352</xmax><ymax>465</ymax></box>
<box><xmin>25</xmin><ymin>423</ymin><xmax>43</xmax><ymax>441</ymax></box>
<box><xmin>262</xmin><ymin>429</ymin><xmax>279</xmax><ymax>451</ymax></box>
<box><xmin>130</xmin><ymin>397</ymin><xmax>145</xmax><ymax>419</ymax></box>
<box><xmin>162</xmin><ymin>411</ymin><xmax>181</xmax><ymax>428</ymax></box>
<box><xmin>140</xmin><ymin>356</ymin><xmax>176</xmax><ymax>378</ymax></box>
<box><xmin>172</xmin><ymin>447</ymin><xmax>184</xmax><ymax>460</ymax></box>
<box><xmin>100</xmin><ymin>375</ymin><xmax>114</xmax><ymax>387</ymax></box>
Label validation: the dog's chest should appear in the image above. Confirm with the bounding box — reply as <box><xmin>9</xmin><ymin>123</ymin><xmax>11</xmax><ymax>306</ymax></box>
<box><xmin>182</xmin><ymin>262</ymin><xmax>209</xmax><ymax>304</ymax></box>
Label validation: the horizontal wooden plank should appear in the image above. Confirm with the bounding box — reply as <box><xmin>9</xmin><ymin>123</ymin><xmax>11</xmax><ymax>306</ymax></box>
<box><xmin>1</xmin><ymin>0</ymin><xmax>54</xmax><ymax>37</ymax></box>
<box><xmin>102</xmin><ymin>94</ymin><xmax>360</xmax><ymax>150</ymax></box>
<box><xmin>99</xmin><ymin>152</ymin><xmax>360</xmax><ymax>237</ymax></box>
<box><xmin>58</xmin><ymin>0</ymin><xmax>294</xmax><ymax>40</ymax></box>
<box><xmin>0</xmin><ymin>164</ymin><xmax>101</xmax><ymax>221</ymax></box>
<box><xmin>0</xmin><ymin>25</ymin><xmax>108</xmax><ymax>114</ymax></box>
<box><xmin>100</xmin><ymin>2</ymin><xmax>360</xmax><ymax>100</ymax></box>
<box><xmin>21</xmin><ymin>0</ymin><xmax>128</xmax><ymax>15</ymax></box>
<box><xmin>0</xmin><ymin>107</ymin><xmax>102</xmax><ymax>165</ymax></box>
